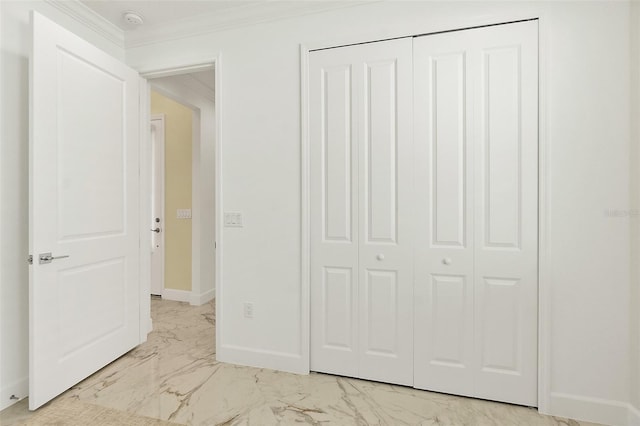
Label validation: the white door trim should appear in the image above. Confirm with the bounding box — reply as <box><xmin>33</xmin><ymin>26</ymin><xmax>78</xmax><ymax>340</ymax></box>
<box><xmin>150</xmin><ymin>114</ymin><xmax>166</xmax><ymax>297</ymax></box>
<box><xmin>139</xmin><ymin>56</ymin><xmax>222</xmax><ymax>344</ymax></box>
<box><xmin>300</xmin><ymin>15</ymin><xmax>550</xmax><ymax>413</ymax></box>
<box><xmin>536</xmin><ymin>15</ymin><xmax>551</xmax><ymax>414</ymax></box>
<box><xmin>139</xmin><ymin>77</ymin><xmax>152</xmax><ymax>337</ymax></box>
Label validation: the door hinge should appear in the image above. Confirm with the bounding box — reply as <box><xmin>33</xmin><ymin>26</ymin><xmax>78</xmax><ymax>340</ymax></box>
<box><xmin>28</xmin><ymin>255</ymin><xmax>33</xmax><ymax>265</ymax></box>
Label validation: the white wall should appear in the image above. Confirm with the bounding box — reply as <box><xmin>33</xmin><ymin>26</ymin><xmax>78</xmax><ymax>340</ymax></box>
<box><xmin>0</xmin><ymin>0</ymin><xmax>124</xmax><ymax>411</ymax></box>
<box><xmin>127</xmin><ymin>1</ymin><xmax>634</xmax><ymax>425</ymax></box>
<box><xmin>150</xmin><ymin>75</ymin><xmax>216</xmax><ymax>306</ymax></box>
<box><xmin>541</xmin><ymin>4</ymin><xmax>630</xmax><ymax>424</ymax></box>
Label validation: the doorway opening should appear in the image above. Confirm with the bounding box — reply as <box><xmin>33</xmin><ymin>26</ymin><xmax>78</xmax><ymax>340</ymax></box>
<box><xmin>149</xmin><ymin>113</ymin><xmax>165</xmax><ymax>296</ymax></box>
<box><xmin>147</xmin><ymin>68</ymin><xmax>216</xmax><ymax>307</ymax></box>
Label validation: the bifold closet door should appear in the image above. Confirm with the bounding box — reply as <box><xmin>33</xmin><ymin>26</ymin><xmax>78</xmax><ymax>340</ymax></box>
<box><xmin>310</xmin><ymin>38</ymin><xmax>414</xmax><ymax>386</ymax></box>
<box><xmin>413</xmin><ymin>20</ymin><xmax>538</xmax><ymax>406</ymax></box>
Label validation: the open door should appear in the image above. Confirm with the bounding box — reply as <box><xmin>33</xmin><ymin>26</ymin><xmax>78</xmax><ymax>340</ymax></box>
<box><xmin>29</xmin><ymin>12</ymin><xmax>144</xmax><ymax>409</ymax></box>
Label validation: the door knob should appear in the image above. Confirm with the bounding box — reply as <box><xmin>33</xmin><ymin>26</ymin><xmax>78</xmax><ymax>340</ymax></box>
<box><xmin>442</xmin><ymin>257</ymin><xmax>452</xmax><ymax>265</ymax></box>
<box><xmin>38</xmin><ymin>252</ymin><xmax>70</xmax><ymax>264</ymax></box>
<box><xmin>376</xmin><ymin>254</ymin><xmax>385</xmax><ymax>261</ymax></box>
<box><xmin>151</xmin><ymin>228</ymin><xmax>161</xmax><ymax>233</ymax></box>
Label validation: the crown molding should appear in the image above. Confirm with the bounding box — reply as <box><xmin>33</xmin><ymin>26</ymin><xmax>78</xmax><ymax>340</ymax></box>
<box><xmin>125</xmin><ymin>1</ymin><xmax>380</xmax><ymax>49</ymax></box>
<box><xmin>44</xmin><ymin>0</ymin><xmax>125</xmax><ymax>49</ymax></box>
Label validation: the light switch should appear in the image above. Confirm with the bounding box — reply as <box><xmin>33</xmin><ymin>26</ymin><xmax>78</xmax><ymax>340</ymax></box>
<box><xmin>243</xmin><ymin>302</ymin><xmax>254</xmax><ymax>318</ymax></box>
<box><xmin>177</xmin><ymin>209</ymin><xmax>192</xmax><ymax>219</ymax></box>
<box><xmin>224</xmin><ymin>212</ymin><xmax>243</xmax><ymax>227</ymax></box>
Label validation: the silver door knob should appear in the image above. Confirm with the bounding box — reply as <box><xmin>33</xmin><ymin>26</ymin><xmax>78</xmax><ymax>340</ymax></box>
<box><xmin>39</xmin><ymin>252</ymin><xmax>70</xmax><ymax>264</ymax></box>
<box><xmin>151</xmin><ymin>228</ymin><xmax>161</xmax><ymax>233</ymax></box>
<box><xmin>376</xmin><ymin>254</ymin><xmax>385</xmax><ymax>261</ymax></box>
<box><xmin>442</xmin><ymin>257</ymin><xmax>452</xmax><ymax>265</ymax></box>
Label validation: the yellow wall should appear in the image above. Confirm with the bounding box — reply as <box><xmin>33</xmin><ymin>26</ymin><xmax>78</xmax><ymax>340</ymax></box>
<box><xmin>151</xmin><ymin>91</ymin><xmax>192</xmax><ymax>292</ymax></box>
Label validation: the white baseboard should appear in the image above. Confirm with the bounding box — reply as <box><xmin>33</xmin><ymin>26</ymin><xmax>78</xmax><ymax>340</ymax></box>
<box><xmin>549</xmin><ymin>392</ymin><xmax>630</xmax><ymax>426</ymax></box>
<box><xmin>161</xmin><ymin>288</ymin><xmax>191</xmax><ymax>303</ymax></box>
<box><xmin>0</xmin><ymin>377</ymin><xmax>28</xmax><ymax>411</ymax></box>
<box><xmin>217</xmin><ymin>344</ymin><xmax>308</xmax><ymax>375</ymax></box>
<box><xmin>190</xmin><ymin>288</ymin><xmax>215</xmax><ymax>306</ymax></box>
<box><xmin>629</xmin><ymin>404</ymin><xmax>640</xmax><ymax>426</ymax></box>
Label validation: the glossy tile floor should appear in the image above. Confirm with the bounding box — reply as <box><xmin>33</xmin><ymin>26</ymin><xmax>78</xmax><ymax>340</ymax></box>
<box><xmin>1</xmin><ymin>299</ymin><xmax>598</xmax><ymax>425</ymax></box>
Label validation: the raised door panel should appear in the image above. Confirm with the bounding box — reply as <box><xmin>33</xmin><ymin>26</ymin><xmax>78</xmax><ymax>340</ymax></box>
<box><xmin>482</xmin><ymin>47</ymin><xmax>521</xmax><ymax>249</ymax></box>
<box><xmin>58</xmin><ymin>259</ymin><xmax>127</xmax><ymax>358</ymax></box>
<box><xmin>413</xmin><ymin>36</ymin><xmax>474</xmax><ymax>395</ymax></box>
<box><xmin>357</xmin><ymin>38</ymin><xmax>413</xmax><ymax>386</ymax></box>
<box><xmin>322</xmin><ymin>267</ymin><xmax>356</xmax><ymax>351</ymax></box>
<box><xmin>363</xmin><ymin>270</ymin><xmax>398</xmax><ymax>355</ymax></box>
<box><xmin>324</xmin><ymin>66</ymin><xmax>353</xmax><ymax>242</ymax></box>
<box><xmin>364</xmin><ymin>60</ymin><xmax>398</xmax><ymax>244</ymax></box>
<box><xmin>428</xmin><ymin>274</ymin><xmax>472</xmax><ymax>370</ymax></box>
<box><xmin>479</xmin><ymin>278</ymin><xmax>521</xmax><ymax>373</ymax></box>
<box><xmin>473</xmin><ymin>21</ymin><xmax>538</xmax><ymax>406</ymax></box>
<box><xmin>431</xmin><ymin>53</ymin><xmax>467</xmax><ymax>248</ymax></box>
<box><xmin>310</xmin><ymin>50</ymin><xmax>359</xmax><ymax>376</ymax></box>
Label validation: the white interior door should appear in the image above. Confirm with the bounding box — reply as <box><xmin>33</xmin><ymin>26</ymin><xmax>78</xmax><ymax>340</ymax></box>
<box><xmin>310</xmin><ymin>38</ymin><xmax>414</xmax><ymax>385</ymax></box>
<box><xmin>309</xmin><ymin>44</ymin><xmax>359</xmax><ymax>377</ymax></box>
<box><xmin>150</xmin><ymin>116</ymin><xmax>165</xmax><ymax>296</ymax></box>
<box><xmin>413</xmin><ymin>20</ymin><xmax>538</xmax><ymax>406</ymax></box>
<box><xmin>29</xmin><ymin>12</ymin><xmax>143</xmax><ymax>409</ymax></box>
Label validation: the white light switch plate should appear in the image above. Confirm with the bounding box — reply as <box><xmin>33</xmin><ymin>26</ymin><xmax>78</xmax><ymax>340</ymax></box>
<box><xmin>177</xmin><ymin>209</ymin><xmax>192</xmax><ymax>219</ymax></box>
<box><xmin>224</xmin><ymin>212</ymin><xmax>243</xmax><ymax>227</ymax></box>
<box><xmin>243</xmin><ymin>302</ymin><xmax>254</xmax><ymax>318</ymax></box>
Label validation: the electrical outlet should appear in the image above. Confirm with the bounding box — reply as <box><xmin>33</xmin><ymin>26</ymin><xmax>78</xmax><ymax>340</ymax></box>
<box><xmin>243</xmin><ymin>302</ymin><xmax>254</xmax><ymax>319</ymax></box>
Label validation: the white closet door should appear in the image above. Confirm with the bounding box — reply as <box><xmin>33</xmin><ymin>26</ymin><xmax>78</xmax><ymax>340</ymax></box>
<box><xmin>413</xmin><ymin>30</ymin><xmax>476</xmax><ymax>396</ymax></box>
<box><xmin>413</xmin><ymin>20</ymin><xmax>538</xmax><ymax>406</ymax></box>
<box><xmin>310</xmin><ymin>45</ymin><xmax>360</xmax><ymax>377</ymax></box>
<box><xmin>473</xmin><ymin>20</ymin><xmax>538</xmax><ymax>406</ymax></box>
<box><xmin>356</xmin><ymin>40</ymin><xmax>413</xmax><ymax>386</ymax></box>
<box><xmin>310</xmin><ymin>38</ymin><xmax>414</xmax><ymax>385</ymax></box>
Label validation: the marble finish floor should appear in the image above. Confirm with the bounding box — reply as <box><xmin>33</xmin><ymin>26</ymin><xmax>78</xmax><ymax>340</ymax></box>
<box><xmin>1</xmin><ymin>299</ymin><xmax>598</xmax><ymax>425</ymax></box>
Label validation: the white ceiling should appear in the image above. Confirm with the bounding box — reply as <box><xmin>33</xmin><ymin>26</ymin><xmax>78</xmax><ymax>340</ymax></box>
<box><xmin>189</xmin><ymin>70</ymin><xmax>215</xmax><ymax>91</ymax></box>
<box><xmin>79</xmin><ymin>0</ymin><xmax>375</xmax><ymax>47</ymax></box>
<box><xmin>151</xmin><ymin>70</ymin><xmax>216</xmax><ymax>102</ymax></box>
<box><xmin>81</xmin><ymin>1</ymin><xmax>260</xmax><ymax>30</ymax></box>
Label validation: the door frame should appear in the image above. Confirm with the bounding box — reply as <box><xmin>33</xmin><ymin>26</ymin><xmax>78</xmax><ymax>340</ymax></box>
<box><xmin>150</xmin><ymin>114</ymin><xmax>166</xmax><ymax>296</ymax></box>
<box><xmin>300</xmin><ymin>13</ymin><xmax>551</xmax><ymax>413</ymax></box>
<box><xmin>137</xmin><ymin>57</ymin><xmax>222</xmax><ymax>342</ymax></box>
